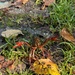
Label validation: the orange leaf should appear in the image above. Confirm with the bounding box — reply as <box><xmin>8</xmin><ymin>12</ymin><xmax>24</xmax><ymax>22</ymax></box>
<box><xmin>60</xmin><ymin>28</ymin><xmax>75</xmax><ymax>44</ymax></box>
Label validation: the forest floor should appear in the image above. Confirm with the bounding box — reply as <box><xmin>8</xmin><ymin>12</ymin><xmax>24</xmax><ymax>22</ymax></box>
<box><xmin>0</xmin><ymin>0</ymin><xmax>75</xmax><ymax>75</ymax></box>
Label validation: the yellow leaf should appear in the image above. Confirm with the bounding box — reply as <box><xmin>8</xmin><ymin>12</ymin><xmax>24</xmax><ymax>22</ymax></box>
<box><xmin>32</xmin><ymin>58</ymin><xmax>60</xmax><ymax>75</ymax></box>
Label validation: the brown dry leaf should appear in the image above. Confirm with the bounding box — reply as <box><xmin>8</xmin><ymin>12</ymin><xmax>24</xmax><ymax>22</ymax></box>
<box><xmin>8</xmin><ymin>63</ymin><xmax>15</xmax><ymax>70</ymax></box>
<box><xmin>2</xmin><ymin>60</ymin><xmax>14</xmax><ymax>68</ymax></box>
<box><xmin>0</xmin><ymin>64</ymin><xmax>2</xmax><ymax>69</ymax></box>
<box><xmin>8</xmin><ymin>60</ymin><xmax>26</xmax><ymax>73</ymax></box>
<box><xmin>42</xmin><ymin>0</ymin><xmax>55</xmax><ymax>9</ymax></box>
<box><xmin>60</xmin><ymin>28</ymin><xmax>75</xmax><ymax>44</ymax></box>
<box><xmin>32</xmin><ymin>58</ymin><xmax>60</xmax><ymax>75</ymax></box>
<box><xmin>0</xmin><ymin>56</ymin><xmax>5</xmax><ymax>62</ymax></box>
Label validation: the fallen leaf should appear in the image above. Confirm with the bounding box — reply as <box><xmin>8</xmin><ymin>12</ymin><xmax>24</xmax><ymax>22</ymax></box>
<box><xmin>0</xmin><ymin>56</ymin><xmax>5</xmax><ymax>62</ymax></box>
<box><xmin>0</xmin><ymin>64</ymin><xmax>2</xmax><ymax>69</ymax></box>
<box><xmin>8</xmin><ymin>63</ymin><xmax>15</xmax><ymax>70</ymax></box>
<box><xmin>8</xmin><ymin>60</ymin><xmax>26</xmax><ymax>73</ymax></box>
<box><xmin>2</xmin><ymin>60</ymin><xmax>14</xmax><ymax>68</ymax></box>
<box><xmin>32</xmin><ymin>58</ymin><xmax>60</xmax><ymax>75</ymax></box>
<box><xmin>60</xmin><ymin>28</ymin><xmax>75</xmax><ymax>44</ymax></box>
<box><xmin>0</xmin><ymin>56</ymin><xmax>5</xmax><ymax>69</ymax></box>
<box><xmin>15</xmin><ymin>63</ymin><xmax>26</xmax><ymax>72</ymax></box>
<box><xmin>0</xmin><ymin>1</ymin><xmax>12</xmax><ymax>9</ymax></box>
<box><xmin>42</xmin><ymin>0</ymin><xmax>55</xmax><ymax>9</ymax></box>
<box><xmin>1</xmin><ymin>29</ymin><xmax>23</xmax><ymax>38</ymax></box>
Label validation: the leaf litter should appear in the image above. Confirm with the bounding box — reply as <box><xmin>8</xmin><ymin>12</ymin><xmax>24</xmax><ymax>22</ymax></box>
<box><xmin>0</xmin><ymin>56</ymin><xmax>14</xmax><ymax>69</ymax></box>
<box><xmin>0</xmin><ymin>1</ymin><xmax>12</xmax><ymax>9</ymax></box>
<box><xmin>32</xmin><ymin>58</ymin><xmax>60</xmax><ymax>75</ymax></box>
<box><xmin>0</xmin><ymin>0</ymin><xmax>65</xmax><ymax>75</ymax></box>
<box><xmin>60</xmin><ymin>28</ymin><xmax>75</xmax><ymax>45</ymax></box>
<box><xmin>0</xmin><ymin>55</ymin><xmax>26</xmax><ymax>74</ymax></box>
<box><xmin>1</xmin><ymin>29</ymin><xmax>23</xmax><ymax>38</ymax></box>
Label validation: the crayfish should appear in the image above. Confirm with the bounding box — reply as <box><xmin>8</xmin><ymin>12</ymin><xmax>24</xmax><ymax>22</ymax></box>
<box><xmin>13</xmin><ymin>36</ymin><xmax>58</xmax><ymax>63</ymax></box>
